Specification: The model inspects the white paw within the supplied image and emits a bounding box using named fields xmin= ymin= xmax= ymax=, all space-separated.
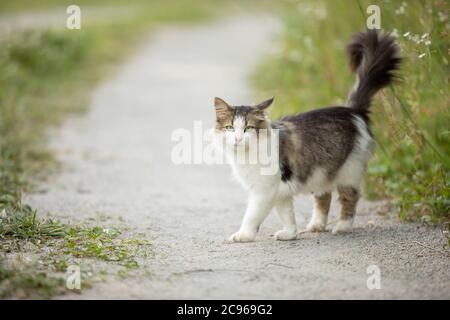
xmin=305 ymin=221 xmax=327 ymax=232
xmin=332 ymin=220 xmax=354 ymax=234
xmin=274 ymin=229 xmax=297 ymax=241
xmin=227 ymin=230 xmax=256 ymax=243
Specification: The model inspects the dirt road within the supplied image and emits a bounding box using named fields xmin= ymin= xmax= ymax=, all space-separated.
xmin=27 ymin=15 xmax=449 ymax=299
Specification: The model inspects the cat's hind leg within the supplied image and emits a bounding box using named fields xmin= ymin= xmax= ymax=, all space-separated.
xmin=274 ymin=196 xmax=297 ymax=241
xmin=332 ymin=186 xmax=359 ymax=234
xmin=306 ymin=192 xmax=331 ymax=232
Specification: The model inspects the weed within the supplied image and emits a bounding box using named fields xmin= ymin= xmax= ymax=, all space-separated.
xmin=0 ymin=261 xmax=65 ymax=299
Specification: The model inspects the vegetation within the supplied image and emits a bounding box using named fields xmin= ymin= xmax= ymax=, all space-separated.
xmin=0 ymin=210 xmax=151 ymax=298
xmin=0 ymin=264 xmax=64 ymax=299
xmin=253 ymin=0 xmax=449 ymax=223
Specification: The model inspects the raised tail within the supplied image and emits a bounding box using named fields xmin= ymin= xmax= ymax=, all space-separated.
xmin=346 ymin=30 xmax=401 ymax=113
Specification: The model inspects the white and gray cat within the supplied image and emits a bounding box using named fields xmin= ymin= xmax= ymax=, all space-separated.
xmin=213 ymin=30 xmax=401 ymax=242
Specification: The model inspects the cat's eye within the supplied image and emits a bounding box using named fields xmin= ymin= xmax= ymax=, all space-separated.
xmin=225 ymin=125 xmax=234 ymax=130
xmin=245 ymin=126 xmax=256 ymax=132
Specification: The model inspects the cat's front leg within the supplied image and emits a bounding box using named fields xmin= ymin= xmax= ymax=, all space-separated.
xmin=228 ymin=190 xmax=277 ymax=243
xmin=274 ymin=196 xmax=297 ymax=240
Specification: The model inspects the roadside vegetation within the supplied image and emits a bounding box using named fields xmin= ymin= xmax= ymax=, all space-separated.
xmin=0 ymin=0 xmax=269 ymax=298
xmin=253 ymin=0 xmax=449 ymax=224
xmin=0 ymin=209 xmax=151 ymax=298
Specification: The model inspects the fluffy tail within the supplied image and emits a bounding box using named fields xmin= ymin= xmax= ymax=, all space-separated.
xmin=346 ymin=30 xmax=401 ymax=113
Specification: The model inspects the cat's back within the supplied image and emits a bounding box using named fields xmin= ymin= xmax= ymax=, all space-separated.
xmin=273 ymin=106 xmax=373 ymax=187
xmin=273 ymin=106 xmax=367 ymax=147
xmin=276 ymin=106 xmax=367 ymax=128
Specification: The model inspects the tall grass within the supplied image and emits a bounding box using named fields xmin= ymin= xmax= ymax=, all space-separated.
xmin=253 ymin=0 xmax=449 ymax=222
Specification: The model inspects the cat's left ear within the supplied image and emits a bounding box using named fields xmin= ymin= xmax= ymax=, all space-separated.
xmin=255 ymin=98 xmax=274 ymax=111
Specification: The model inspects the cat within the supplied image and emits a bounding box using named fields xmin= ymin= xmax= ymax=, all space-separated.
xmin=212 ymin=30 xmax=401 ymax=242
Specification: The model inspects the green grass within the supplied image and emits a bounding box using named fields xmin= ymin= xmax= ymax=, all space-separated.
xmin=253 ymin=0 xmax=449 ymax=223
xmin=0 ymin=263 xmax=65 ymax=299
xmin=0 ymin=195 xmax=151 ymax=298
xmin=0 ymin=218 xmax=151 ymax=298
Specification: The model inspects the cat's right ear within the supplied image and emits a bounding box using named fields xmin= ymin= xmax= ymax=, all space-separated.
xmin=214 ymin=97 xmax=232 ymax=115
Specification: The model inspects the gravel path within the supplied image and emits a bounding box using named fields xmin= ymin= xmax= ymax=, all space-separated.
xmin=27 ymin=15 xmax=449 ymax=299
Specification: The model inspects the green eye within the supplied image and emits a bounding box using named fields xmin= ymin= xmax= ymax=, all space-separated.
xmin=245 ymin=126 xmax=256 ymax=132
xmin=225 ymin=125 xmax=234 ymax=130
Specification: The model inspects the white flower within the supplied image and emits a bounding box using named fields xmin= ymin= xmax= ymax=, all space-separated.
xmin=391 ymin=28 xmax=399 ymax=38
xmin=403 ymin=31 xmax=410 ymax=37
xmin=418 ymin=53 xmax=426 ymax=59
xmin=396 ymin=2 xmax=407 ymax=15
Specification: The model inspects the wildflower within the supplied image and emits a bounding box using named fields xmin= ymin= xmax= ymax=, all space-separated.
xmin=395 ymin=2 xmax=407 ymax=15
xmin=391 ymin=28 xmax=399 ymax=38
xmin=418 ymin=53 xmax=426 ymax=59
xmin=403 ymin=31 xmax=410 ymax=37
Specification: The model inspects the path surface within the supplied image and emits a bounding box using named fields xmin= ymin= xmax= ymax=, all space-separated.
xmin=27 ymin=15 xmax=449 ymax=299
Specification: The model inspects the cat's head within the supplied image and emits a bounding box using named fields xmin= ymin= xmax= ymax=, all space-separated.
xmin=213 ymin=97 xmax=273 ymax=148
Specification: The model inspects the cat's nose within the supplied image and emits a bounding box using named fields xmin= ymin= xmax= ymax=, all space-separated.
xmin=234 ymin=136 xmax=243 ymax=144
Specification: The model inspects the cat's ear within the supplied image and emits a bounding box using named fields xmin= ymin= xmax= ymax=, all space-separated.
xmin=214 ymin=97 xmax=232 ymax=115
xmin=255 ymin=98 xmax=274 ymax=111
